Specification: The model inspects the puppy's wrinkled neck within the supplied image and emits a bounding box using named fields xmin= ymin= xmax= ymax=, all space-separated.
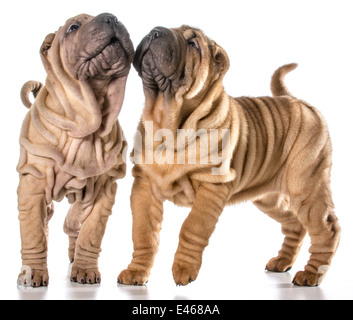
xmin=41 ymin=75 xmax=102 ymax=138
xmin=142 ymin=77 xmax=229 ymax=134
xmin=88 ymin=78 xmax=110 ymax=101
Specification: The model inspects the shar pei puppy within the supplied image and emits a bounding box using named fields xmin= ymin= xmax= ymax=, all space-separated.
xmin=118 ymin=25 xmax=340 ymax=287
xmin=17 ymin=13 xmax=134 ymax=287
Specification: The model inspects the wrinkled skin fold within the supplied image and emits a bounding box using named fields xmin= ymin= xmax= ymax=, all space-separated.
xmin=17 ymin=13 xmax=134 ymax=287
xmin=118 ymin=25 xmax=340 ymax=287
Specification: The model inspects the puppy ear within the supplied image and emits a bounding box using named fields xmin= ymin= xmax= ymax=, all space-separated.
xmin=213 ymin=43 xmax=230 ymax=78
xmin=40 ymin=33 xmax=55 ymax=56
xmin=40 ymin=33 xmax=56 ymax=69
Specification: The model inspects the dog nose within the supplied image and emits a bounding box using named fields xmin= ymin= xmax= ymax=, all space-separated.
xmin=105 ymin=14 xmax=118 ymax=25
xmin=97 ymin=13 xmax=119 ymax=26
xmin=147 ymin=27 xmax=167 ymax=42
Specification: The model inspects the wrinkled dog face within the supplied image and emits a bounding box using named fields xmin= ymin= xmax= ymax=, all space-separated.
xmin=133 ymin=25 xmax=230 ymax=97
xmin=43 ymin=13 xmax=134 ymax=81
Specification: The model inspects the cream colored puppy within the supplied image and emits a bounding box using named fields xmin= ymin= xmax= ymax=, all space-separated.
xmin=17 ymin=13 xmax=134 ymax=287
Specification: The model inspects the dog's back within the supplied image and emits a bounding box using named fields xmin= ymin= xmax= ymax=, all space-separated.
xmin=229 ymin=64 xmax=332 ymax=202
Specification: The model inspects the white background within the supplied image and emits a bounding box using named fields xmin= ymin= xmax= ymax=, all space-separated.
xmin=0 ymin=0 xmax=352 ymax=300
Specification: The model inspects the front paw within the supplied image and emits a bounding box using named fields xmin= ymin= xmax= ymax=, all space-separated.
xmin=17 ymin=267 xmax=49 ymax=287
xmin=172 ymin=261 xmax=200 ymax=286
xmin=266 ymin=256 xmax=293 ymax=272
xmin=70 ymin=266 xmax=101 ymax=284
xmin=292 ymin=270 xmax=320 ymax=287
xmin=117 ymin=269 xmax=149 ymax=286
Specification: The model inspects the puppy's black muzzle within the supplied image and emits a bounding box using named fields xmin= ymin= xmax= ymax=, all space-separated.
xmin=133 ymin=26 xmax=174 ymax=76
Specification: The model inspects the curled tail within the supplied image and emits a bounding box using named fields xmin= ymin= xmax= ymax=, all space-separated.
xmin=20 ymin=81 xmax=43 ymax=108
xmin=271 ymin=63 xmax=298 ymax=97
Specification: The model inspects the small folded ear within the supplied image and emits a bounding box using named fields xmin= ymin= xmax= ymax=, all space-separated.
xmin=40 ymin=33 xmax=56 ymax=70
xmin=213 ymin=43 xmax=230 ymax=78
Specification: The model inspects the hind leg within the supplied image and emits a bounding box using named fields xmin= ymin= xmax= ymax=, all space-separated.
xmin=291 ymin=188 xmax=340 ymax=286
xmin=254 ymin=193 xmax=306 ymax=272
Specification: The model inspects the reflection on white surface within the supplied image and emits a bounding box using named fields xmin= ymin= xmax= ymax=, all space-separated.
xmin=11 ymin=274 xmax=340 ymax=300
xmin=12 ymin=258 xmax=353 ymax=300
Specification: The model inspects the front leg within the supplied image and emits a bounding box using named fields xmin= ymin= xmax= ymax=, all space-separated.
xmin=173 ymin=183 xmax=229 ymax=285
xmin=70 ymin=177 xmax=117 ymax=284
xmin=118 ymin=172 xmax=164 ymax=285
xmin=17 ymin=174 xmax=52 ymax=287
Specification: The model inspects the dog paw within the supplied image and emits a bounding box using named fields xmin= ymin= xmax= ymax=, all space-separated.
xmin=70 ymin=266 xmax=101 ymax=284
xmin=292 ymin=270 xmax=320 ymax=287
xmin=18 ymin=268 xmax=49 ymax=287
xmin=117 ymin=269 xmax=148 ymax=286
xmin=172 ymin=261 xmax=200 ymax=286
xmin=266 ymin=256 xmax=292 ymax=272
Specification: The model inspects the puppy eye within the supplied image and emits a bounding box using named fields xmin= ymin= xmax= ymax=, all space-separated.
xmin=188 ymin=39 xmax=199 ymax=50
xmin=67 ymin=24 xmax=80 ymax=34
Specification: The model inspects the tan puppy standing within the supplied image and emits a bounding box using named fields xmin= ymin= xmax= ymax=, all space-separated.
xmin=17 ymin=13 xmax=134 ymax=286
xmin=118 ymin=25 xmax=340 ymax=287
